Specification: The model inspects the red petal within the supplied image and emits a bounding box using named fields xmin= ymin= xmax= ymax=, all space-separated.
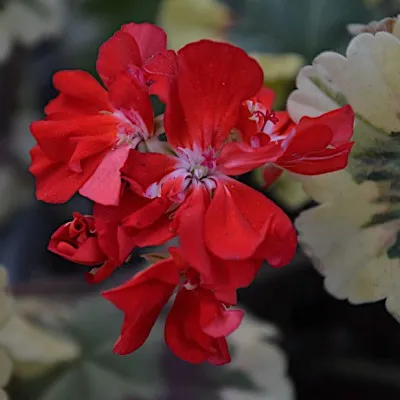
xmin=281 ymin=142 xmax=354 ymax=175
xmin=30 ymin=115 xmax=117 ymax=162
xmin=144 ymin=50 xmax=178 ymax=103
xmin=205 ymin=178 xmax=278 ymax=259
xmin=212 ymin=257 xmax=262 ymax=289
xmin=45 ymin=70 xmax=111 ymax=119
xmin=121 ymin=23 xmax=167 ymax=62
xmin=103 ymin=259 xmax=179 ymax=354
xmin=103 ymin=259 xmax=180 ymax=309
xmin=284 ymin=125 xmax=333 ymax=155
xmin=49 ymin=237 xmax=105 ymax=265
xmin=79 ymin=145 xmax=130 ymax=205
xmin=298 ymin=105 xmax=355 ymax=147
xmin=256 ymin=87 xmax=275 ymax=107
xmin=165 ymin=40 xmax=263 ymax=150
xmin=253 ymin=211 xmax=297 ymax=268
xmin=97 ymin=31 xmax=142 ymax=87
xmin=85 ymin=260 xmax=119 ymax=284
xmin=213 ymin=289 xmax=238 ymax=305
xmin=122 ymin=150 xmax=177 ymax=194
xmin=130 ymin=214 xmax=175 ymax=248
xmin=205 ymin=179 xmax=293 ymax=260
xmin=208 ymin=339 xmax=231 ymax=365
xmin=48 ymin=216 xmax=107 ymax=265
xmin=262 ymin=166 xmax=283 ymax=187
xmin=202 ymin=308 xmax=244 ymax=338
xmin=165 ymin=290 xmax=210 ymax=364
xmin=123 ymin=197 xmax=171 ymax=229
xmin=30 ymin=145 xmax=104 ymax=203
xmin=112 ymin=306 xmax=162 ymax=355
xmin=218 ymin=141 xmax=282 ymax=176
xmin=108 ymin=72 xmax=154 ymax=134
xmin=93 ymin=188 xmax=138 ymax=263
xmin=174 ymin=186 xmax=213 ymax=280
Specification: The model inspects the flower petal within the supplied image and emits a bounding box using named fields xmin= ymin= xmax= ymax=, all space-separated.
xmin=108 ymin=72 xmax=154 ymax=134
xmin=253 ymin=216 xmax=297 ymax=268
xmin=30 ymin=115 xmax=117 ymax=162
xmin=79 ymin=145 xmax=130 ymax=205
xmin=217 ymin=141 xmax=282 ymax=176
xmin=263 ymin=166 xmax=284 ymax=187
xmin=93 ymin=187 xmax=138 ymax=263
xmin=165 ymin=290 xmax=211 ymax=364
xmin=130 ymin=215 xmax=175 ymax=248
xmin=122 ymin=150 xmax=177 ymax=195
xmin=212 ymin=257 xmax=262 ymax=289
xmin=165 ymin=40 xmax=263 ymax=150
xmin=103 ymin=259 xmax=179 ymax=354
xmin=296 ymin=105 xmax=354 ymax=147
xmin=45 ymin=70 xmax=111 ymax=118
xmin=282 ymin=143 xmax=353 ymax=175
xmin=175 ymin=186 xmax=213 ymax=280
xmin=205 ymin=178 xmax=292 ymax=260
xmin=85 ymin=260 xmax=119 ymax=284
xmin=202 ymin=308 xmax=244 ymax=338
xmin=144 ymin=50 xmax=178 ymax=103
xmin=97 ymin=30 xmax=142 ymax=87
xmin=29 ymin=145 xmax=103 ymax=203
xmin=121 ymin=22 xmax=167 ymax=62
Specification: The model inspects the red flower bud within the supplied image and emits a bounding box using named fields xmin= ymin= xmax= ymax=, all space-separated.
xmin=48 ymin=212 xmax=107 ymax=266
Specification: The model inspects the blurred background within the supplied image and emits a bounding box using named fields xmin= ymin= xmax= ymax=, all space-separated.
xmin=1 ymin=0 xmax=400 ymax=399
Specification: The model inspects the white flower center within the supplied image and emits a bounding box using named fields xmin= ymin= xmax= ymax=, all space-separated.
xmin=112 ymin=110 xmax=149 ymax=149
xmin=145 ymin=146 xmax=219 ymax=203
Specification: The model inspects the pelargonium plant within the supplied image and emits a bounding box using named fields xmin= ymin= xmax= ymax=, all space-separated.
xmin=29 ymin=22 xmax=354 ymax=365
xmin=288 ymin=14 xmax=400 ymax=321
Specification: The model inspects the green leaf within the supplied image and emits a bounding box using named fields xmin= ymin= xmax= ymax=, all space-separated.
xmin=388 ymin=231 xmax=400 ymax=259
xmin=16 ymin=296 xmax=166 ymax=400
xmin=207 ymin=366 xmax=258 ymax=392
xmin=365 ymin=209 xmax=400 ymax=227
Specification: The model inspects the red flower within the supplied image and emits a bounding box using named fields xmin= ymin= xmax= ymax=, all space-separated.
xmin=230 ymin=88 xmax=355 ymax=185
xmin=93 ymin=182 xmax=174 ymax=270
xmin=118 ymin=40 xmax=297 ymax=282
xmin=48 ymin=212 xmax=119 ymax=283
xmin=103 ymin=248 xmax=244 ymax=365
xmin=97 ymin=22 xmax=176 ymax=101
xmin=29 ymin=23 xmax=173 ymax=206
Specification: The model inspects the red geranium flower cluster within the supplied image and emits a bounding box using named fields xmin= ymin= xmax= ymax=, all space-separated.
xmin=30 ymin=23 xmax=355 ymax=365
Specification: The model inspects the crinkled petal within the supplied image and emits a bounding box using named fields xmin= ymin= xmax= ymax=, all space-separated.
xmin=49 ymin=236 xmax=105 ymax=265
xmin=45 ymin=70 xmax=111 ymax=118
xmin=29 ymin=145 xmax=104 ymax=203
xmin=30 ymin=115 xmax=117 ymax=162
